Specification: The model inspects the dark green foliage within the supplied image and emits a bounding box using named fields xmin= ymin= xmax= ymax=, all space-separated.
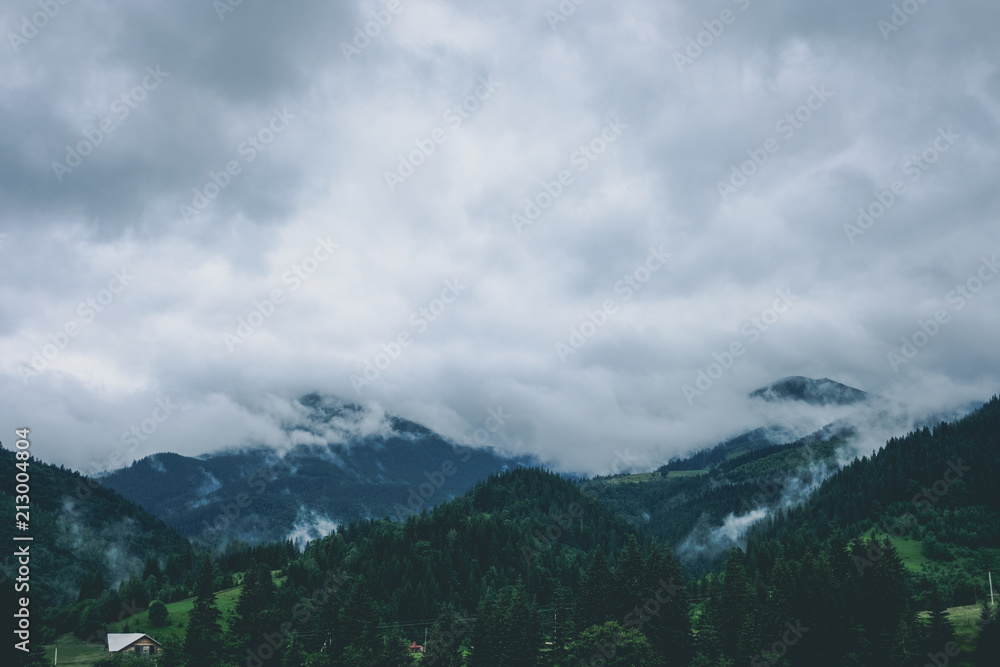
xmin=469 ymin=582 xmax=540 ymax=667
xmin=577 ymin=549 xmax=615 ymax=629
xmin=924 ymin=587 xmax=956 ymax=653
xmin=30 ymin=395 xmax=1000 ymax=666
xmin=0 ymin=443 xmax=193 ymax=609
xmin=148 ymin=599 xmax=169 ymax=626
xmin=182 ymin=556 xmax=223 ymax=667
xmin=564 ymin=621 xmax=662 ymax=666
xmin=974 ymin=602 xmax=1000 ymax=666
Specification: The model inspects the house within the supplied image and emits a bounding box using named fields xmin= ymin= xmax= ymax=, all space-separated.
xmin=410 ymin=641 xmax=425 ymax=653
xmin=106 ymin=633 xmax=162 ymax=657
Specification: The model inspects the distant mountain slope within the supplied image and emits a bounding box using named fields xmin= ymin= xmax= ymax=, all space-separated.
xmin=751 ymin=394 xmax=1000 ymax=605
xmin=587 ymin=426 xmax=847 ymax=573
xmin=660 ymin=377 xmax=870 ymax=474
xmin=0 ymin=443 xmax=193 ymax=607
xmin=657 ymin=425 xmax=798 ymax=472
xmin=749 ymin=375 xmax=871 ymax=405
xmin=101 ymin=394 xmax=530 ymax=547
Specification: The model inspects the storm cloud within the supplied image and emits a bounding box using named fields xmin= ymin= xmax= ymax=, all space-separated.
xmin=1 ymin=0 xmax=998 ymax=474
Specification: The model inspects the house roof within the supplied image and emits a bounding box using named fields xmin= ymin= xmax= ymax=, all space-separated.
xmin=107 ymin=633 xmax=161 ymax=652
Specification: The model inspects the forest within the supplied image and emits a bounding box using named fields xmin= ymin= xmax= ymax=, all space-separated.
xmin=8 ymin=396 xmax=1000 ymax=666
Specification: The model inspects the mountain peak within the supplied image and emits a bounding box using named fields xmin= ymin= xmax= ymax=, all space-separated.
xmin=749 ymin=376 xmax=870 ymax=406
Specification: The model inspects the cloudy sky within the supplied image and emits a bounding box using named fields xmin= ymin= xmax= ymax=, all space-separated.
xmin=1 ymin=0 xmax=998 ymax=475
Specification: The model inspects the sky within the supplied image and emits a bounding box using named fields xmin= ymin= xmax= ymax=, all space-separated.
xmin=1 ymin=0 xmax=998 ymax=476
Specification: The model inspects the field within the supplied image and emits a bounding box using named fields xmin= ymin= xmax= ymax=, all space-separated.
xmin=44 ymin=583 xmax=246 ymax=666
xmin=588 ymin=469 xmax=708 ymax=486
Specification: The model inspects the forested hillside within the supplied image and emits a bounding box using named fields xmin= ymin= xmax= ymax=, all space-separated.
xmin=0 ymin=443 xmax=194 ymax=609
xmin=16 ymin=396 xmax=1000 ymax=667
xmin=100 ymin=394 xmax=529 ymax=546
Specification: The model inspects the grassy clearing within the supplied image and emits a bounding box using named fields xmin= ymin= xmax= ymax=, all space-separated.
xmin=915 ymin=604 xmax=984 ymax=655
xmin=44 ymin=634 xmax=107 ymax=666
xmin=44 ymin=581 xmax=252 ymax=667
xmin=106 ymin=584 xmax=245 ymax=642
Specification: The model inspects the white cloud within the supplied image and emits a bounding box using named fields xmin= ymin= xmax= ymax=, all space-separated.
xmin=1 ymin=0 xmax=998 ymax=475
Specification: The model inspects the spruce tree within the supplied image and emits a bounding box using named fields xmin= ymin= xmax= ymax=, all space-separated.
xmin=229 ymin=562 xmax=279 ymax=665
xmin=719 ymin=549 xmax=750 ymax=660
xmin=183 ymin=555 xmax=224 ymax=667
xmin=577 ymin=550 xmax=615 ymax=630
xmin=924 ymin=587 xmax=956 ymax=654
xmin=613 ymin=534 xmax=645 ymax=617
xmin=974 ymin=601 xmax=1000 ymax=666
xmin=643 ymin=542 xmax=691 ymax=662
xmin=340 ymin=579 xmax=380 ymax=663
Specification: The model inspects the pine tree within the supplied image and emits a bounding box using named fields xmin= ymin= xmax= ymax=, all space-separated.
xmin=469 ymin=583 xmax=541 ymax=667
xmin=613 ymin=534 xmax=645 ymax=617
xmin=577 ymin=550 xmax=615 ymax=630
xmin=339 ymin=579 xmax=380 ymax=663
xmin=974 ymin=601 xmax=1000 ymax=666
xmin=183 ymin=555 xmax=224 ymax=667
xmin=924 ymin=587 xmax=956 ymax=654
xmin=643 ymin=542 xmax=691 ymax=663
xmin=373 ymin=628 xmax=416 ymax=667
xmin=425 ymin=606 xmax=469 ymax=667
xmin=719 ymin=548 xmax=750 ymax=660
xmin=564 ymin=621 xmax=663 ymax=666
xmin=229 ymin=562 xmax=279 ymax=665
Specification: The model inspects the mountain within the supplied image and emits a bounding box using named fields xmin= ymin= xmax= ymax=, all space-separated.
xmin=100 ymin=394 xmax=531 ymax=547
xmin=0 ymin=442 xmax=194 ymax=609
xmin=748 ymin=375 xmax=872 ymax=405
xmin=32 ymin=391 xmax=1000 ymax=666
xmin=752 ymin=394 xmax=1000 ymax=603
xmin=96 ymin=399 xmax=1000 ymax=666
xmin=598 ymin=377 xmax=901 ymax=571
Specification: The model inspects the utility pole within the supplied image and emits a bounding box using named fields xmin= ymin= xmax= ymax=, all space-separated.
xmin=990 ymin=571 xmax=995 ymax=606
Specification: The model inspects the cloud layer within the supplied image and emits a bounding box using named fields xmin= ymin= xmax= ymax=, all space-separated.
xmin=1 ymin=0 xmax=998 ymax=474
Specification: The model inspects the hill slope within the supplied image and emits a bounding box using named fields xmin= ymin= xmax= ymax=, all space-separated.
xmin=0 ymin=442 xmax=194 ymax=608
xmin=100 ymin=394 xmax=530 ymax=547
